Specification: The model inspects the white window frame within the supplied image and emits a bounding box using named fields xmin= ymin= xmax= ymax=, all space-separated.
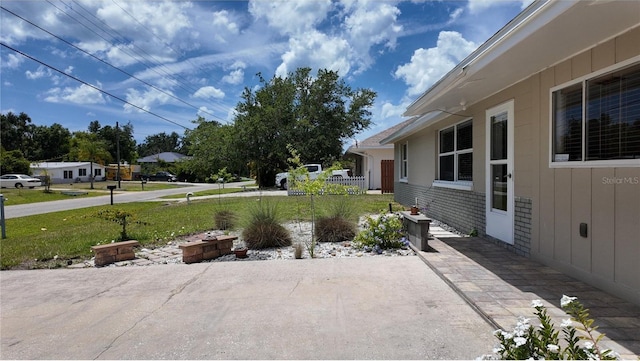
xmin=549 ymin=56 xmax=640 ymax=168
xmin=94 ymin=169 xmax=102 ymax=176
xmin=433 ymin=119 xmax=473 ymax=191
xmin=63 ymin=170 xmax=73 ymax=179
xmin=399 ymin=142 xmax=408 ymax=182
xmin=78 ymin=168 xmax=87 ymax=177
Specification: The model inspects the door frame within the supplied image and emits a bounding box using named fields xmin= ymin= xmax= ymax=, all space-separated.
xmin=485 ymin=100 xmax=515 ymax=244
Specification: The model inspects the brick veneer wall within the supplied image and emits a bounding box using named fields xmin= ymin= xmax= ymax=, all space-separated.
xmin=394 ymin=181 xmax=532 ymax=257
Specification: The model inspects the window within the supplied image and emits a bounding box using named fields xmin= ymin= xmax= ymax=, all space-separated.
xmin=94 ymin=169 xmax=102 ymax=176
xmin=78 ymin=169 xmax=87 ymax=177
xmin=552 ymin=61 xmax=640 ymax=164
xmin=63 ymin=170 xmax=73 ymax=179
xmin=400 ymin=142 xmax=408 ymax=180
xmin=438 ymin=120 xmax=473 ymax=182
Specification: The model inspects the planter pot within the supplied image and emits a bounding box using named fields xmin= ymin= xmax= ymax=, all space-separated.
xmin=410 ymin=206 xmax=419 ymax=215
xmin=234 ymin=248 xmax=248 ymax=259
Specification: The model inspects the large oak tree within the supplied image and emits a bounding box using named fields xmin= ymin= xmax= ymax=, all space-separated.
xmin=233 ymin=67 xmax=376 ymax=187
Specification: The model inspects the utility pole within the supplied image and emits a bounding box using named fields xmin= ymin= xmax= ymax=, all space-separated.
xmin=116 ymin=121 xmax=121 ymax=189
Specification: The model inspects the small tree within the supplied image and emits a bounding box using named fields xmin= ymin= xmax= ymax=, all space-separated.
xmin=285 ymin=145 xmax=358 ymax=257
xmin=96 ymin=208 xmax=145 ymax=241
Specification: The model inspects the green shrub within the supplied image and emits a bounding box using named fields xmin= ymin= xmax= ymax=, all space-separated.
xmin=353 ymin=213 xmax=408 ymax=252
xmin=481 ymin=295 xmax=619 ymax=360
xmin=214 ymin=209 xmax=236 ymax=230
xmin=242 ymin=201 xmax=292 ymax=249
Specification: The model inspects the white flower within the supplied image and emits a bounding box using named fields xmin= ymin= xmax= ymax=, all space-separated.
xmin=501 ymin=331 xmax=514 ymax=340
xmin=561 ymin=318 xmax=573 ymax=327
xmin=583 ymin=341 xmax=594 ymax=350
xmin=514 ymin=336 xmax=527 ymax=347
xmin=561 ymin=294 xmax=577 ymax=307
xmin=531 ymin=299 xmax=543 ymax=308
xmin=547 ymin=344 xmax=560 ymax=352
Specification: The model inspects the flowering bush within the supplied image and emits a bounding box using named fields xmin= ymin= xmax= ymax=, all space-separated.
xmin=481 ymin=295 xmax=619 ymax=360
xmin=354 ymin=213 xmax=408 ymax=250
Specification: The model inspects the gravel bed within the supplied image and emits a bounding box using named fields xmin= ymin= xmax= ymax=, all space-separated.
xmin=75 ymin=218 xmax=417 ymax=268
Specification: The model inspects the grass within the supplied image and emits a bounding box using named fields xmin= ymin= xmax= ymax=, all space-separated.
xmin=0 ymin=181 xmax=187 ymax=206
xmin=161 ymin=186 xmax=253 ymax=199
xmin=0 ymin=194 xmax=401 ymax=270
xmin=51 ymin=181 xmax=184 ymax=192
xmin=0 ymin=188 xmax=106 ymax=206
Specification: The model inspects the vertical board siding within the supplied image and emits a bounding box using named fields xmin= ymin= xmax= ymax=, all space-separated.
xmin=570 ymin=168 xmax=592 ymax=273
xmin=554 ymin=169 xmax=572 ymax=262
xmin=591 ymin=168 xmax=616 ymax=280
xmin=613 ymin=168 xmax=640 ymax=291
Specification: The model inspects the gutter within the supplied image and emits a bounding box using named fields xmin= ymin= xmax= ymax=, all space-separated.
xmin=403 ymin=0 xmax=574 ymax=117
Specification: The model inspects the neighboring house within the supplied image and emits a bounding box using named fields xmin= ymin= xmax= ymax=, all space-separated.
xmin=137 ymin=152 xmax=190 ymax=163
xmin=346 ymin=118 xmax=416 ymax=191
xmin=31 ymin=162 xmax=106 ymax=184
xmin=383 ymin=0 xmax=640 ymax=306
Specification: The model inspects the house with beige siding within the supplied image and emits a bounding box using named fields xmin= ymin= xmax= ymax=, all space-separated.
xmin=346 ymin=118 xmax=416 ymax=191
xmin=383 ymin=0 xmax=640 ymax=306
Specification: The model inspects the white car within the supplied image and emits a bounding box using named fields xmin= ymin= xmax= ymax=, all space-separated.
xmin=0 ymin=174 xmax=42 ymax=189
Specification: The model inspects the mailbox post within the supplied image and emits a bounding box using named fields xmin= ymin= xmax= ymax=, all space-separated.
xmin=107 ymin=185 xmax=117 ymax=205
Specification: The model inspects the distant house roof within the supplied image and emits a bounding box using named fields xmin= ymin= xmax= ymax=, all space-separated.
xmin=30 ymin=162 xmax=105 ymax=169
xmin=137 ymin=152 xmax=190 ymax=163
xmin=347 ymin=117 xmax=418 ymax=152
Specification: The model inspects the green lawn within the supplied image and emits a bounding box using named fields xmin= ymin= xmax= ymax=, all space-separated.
xmin=0 ymin=181 xmax=187 ymax=206
xmin=161 ymin=186 xmax=257 ymax=199
xmin=0 ymin=188 xmax=106 ymax=206
xmin=51 ymin=181 xmax=184 ymax=192
xmin=0 ymin=194 xmax=401 ymax=270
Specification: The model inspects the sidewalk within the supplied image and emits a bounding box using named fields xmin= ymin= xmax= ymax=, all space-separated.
xmin=416 ymin=230 xmax=640 ymax=359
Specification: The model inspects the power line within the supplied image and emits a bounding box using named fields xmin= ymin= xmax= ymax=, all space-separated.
xmin=45 ymin=0 xmax=199 ymax=97
xmin=1 ymin=42 xmax=191 ymax=130
xmin=0 ymin=6 xmax=223 ymax=122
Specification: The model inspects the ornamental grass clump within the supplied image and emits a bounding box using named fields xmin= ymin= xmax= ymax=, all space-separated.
xmin=481 ymin=295 xmax=619 ymax=360
xmin=214 ymin=209 xmax=236 ymax=230
xmin=315 ymin=196 xmax=357 ymax=243
xmin=242 ymin=200 xmax=292 ymax=249
xmin=353 ymin=212 xmax=406 ymax=250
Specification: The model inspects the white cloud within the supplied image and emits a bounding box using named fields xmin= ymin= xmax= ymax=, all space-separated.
xmin=222 ymin=61 xmax=246 ymax=85
xmin=467 ymin=0 xmax=533 ymax=14
xmin=124 ymin=87 xmax=172 ymax=113
xmin=25 ymin=66 xmax=51 ymax=80
xmin=276 ymin=30 xmax=351 ymax=77
xmin=222 ymin=68 xmax=244 ymax=85
xmin=197 ymin=106 xmax=214 ymax=118
xmin=249 ymin=0 xmax=332 ymax=35
xmin=2 ymin=54 xmax=24 ymax=69
xmin=212 ymin=10 xmax=239 ymax=36
xmin=96 ymin=1 xmax=192 ymax=41
xmin=193 ymin=86 xmax=225 ymax=99
xmin=394 ymin=31 xmax=477 ymax=97
xmin=342 ymin=1 xmax=403 ymax=73
xmin=65 ymin=66 xmax=74 ymax=74
xmin=44 ymin=84 xmax=106 ymax=104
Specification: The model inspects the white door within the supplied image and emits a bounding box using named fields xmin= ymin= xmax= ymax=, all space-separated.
xmin=485 ymin=101 xmax=514 ymax=244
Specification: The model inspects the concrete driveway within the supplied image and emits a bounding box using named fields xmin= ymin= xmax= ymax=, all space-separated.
xmin=1 ymin=257 xmax=496 ymax=359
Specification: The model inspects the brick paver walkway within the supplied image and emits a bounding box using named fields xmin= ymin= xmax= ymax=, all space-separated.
xmin=418 ymin=228 xmax=640 ymax=359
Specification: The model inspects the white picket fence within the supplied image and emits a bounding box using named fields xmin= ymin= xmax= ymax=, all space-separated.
xmin=287 ymin=176 xmax=367 ymax=196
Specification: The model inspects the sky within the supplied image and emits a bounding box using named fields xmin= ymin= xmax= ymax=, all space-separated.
xmin=0 ymin=0 xmax=532 ymax=148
